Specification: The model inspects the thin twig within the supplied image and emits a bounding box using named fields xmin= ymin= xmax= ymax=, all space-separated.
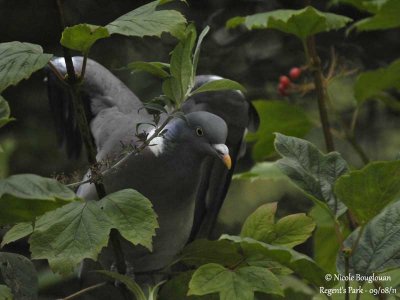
xmin=60 ymin=282 xmax=107 ymax=300
xmin=350 ymin=106 xmax=360 ymax=135
xmin=303 ymin=36 xmax=335 ymax=152
xmin=80 ymin=53 xmax=88 ymax=80
xmin=351 ymin=226 xmax=365 ymax=254
xmin=47 ymin=61 xmax=68 ymax=84
xmin=67 ymin=113 xmax=176 ymax=189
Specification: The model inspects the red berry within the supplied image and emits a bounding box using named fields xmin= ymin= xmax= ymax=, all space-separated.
xmin=278 ymin=83 xmax=287 ymax=96
xmin=279 ymin=75 xmax=290 ymax=88
xmin=289 ymin=67 xmax=302 ymax=80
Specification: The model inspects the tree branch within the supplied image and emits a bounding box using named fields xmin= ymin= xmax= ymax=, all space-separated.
xmin=55 ymin=1 xmax=129 ymax=298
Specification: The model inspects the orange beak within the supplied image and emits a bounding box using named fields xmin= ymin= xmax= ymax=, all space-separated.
xmin=222 ymin=154 xmax=232 ymax=170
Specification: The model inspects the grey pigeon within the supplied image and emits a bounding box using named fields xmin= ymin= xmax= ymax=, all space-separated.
xmin=46 ymin=57 xmax=258 ymax=287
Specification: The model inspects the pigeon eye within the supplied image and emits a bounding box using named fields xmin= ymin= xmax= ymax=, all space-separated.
xmin=196 ymin=127 xmax=204 ymax=136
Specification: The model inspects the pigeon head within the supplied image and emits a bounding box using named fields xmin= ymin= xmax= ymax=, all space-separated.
xmin=162 ymin=111 xmax=231 ymax=169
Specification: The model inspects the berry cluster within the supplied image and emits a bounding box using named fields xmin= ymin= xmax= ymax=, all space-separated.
xmin=278 ymin=67 xmax=302 ymax=96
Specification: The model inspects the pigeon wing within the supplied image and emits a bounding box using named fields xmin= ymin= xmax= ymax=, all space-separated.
xmin=46 ymin=57 xmax=150 ymax=157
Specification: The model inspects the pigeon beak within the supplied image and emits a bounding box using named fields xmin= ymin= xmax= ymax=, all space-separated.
xmin=212 ymin=144 xmax=232 ymax=170
xmin=222 ymin=154 xmax=232 ymax=170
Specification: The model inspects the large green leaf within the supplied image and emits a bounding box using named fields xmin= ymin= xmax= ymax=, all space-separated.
xmin=29 ymin=189 xmax=157 ymax=274
xmin=352 ymin=0 xmax=400 ymax=31
xmin=274 ymin=133 xmax=348 ymax=216
xmin=335 ymin=161 xmax=400 ymax=224
xmin=241 ymin=203 xmax=315 ymax=248
xmin=188 ymin=263 xmax=283 ymax=299
xmin=61 ymin=24 xmax=110 ymax=54
xmin=221 ymin=235 xmax=331 ymax=287
xmin=0 ymin=252 xmax=38 ymax=300
xmin=106 ymin=0 xmax=186 ymax=39
xmin=29 ymin=201 xmax=111 ymax=274
xmin=337 ymin=200 xmax=400 ymax=275
xmin=227 ymin=6 xmax=352 ymax=40
xmin=246 ymin=101 xmax=312 ymax=161
xmin=0 ymin=285 xmax=12 ymax=300
xmin=0 ymin=174 xmax=79 ymax=225
xmin=99 ymin=189 xmax=158 ymax=251
xmin=0 ymin=96 xmax=13 ymax=129
xmin=0 ymin=42 xmax=52 ymax=92
xmin=354 ymin=59 xmax=400 ymax=103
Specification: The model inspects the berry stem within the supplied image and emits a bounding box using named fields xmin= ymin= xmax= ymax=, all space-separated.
xmin=303 ymin=36 xmax=335 ymax=152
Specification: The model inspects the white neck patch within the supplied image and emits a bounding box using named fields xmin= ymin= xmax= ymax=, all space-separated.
xmin=147 ymin=127 xmax=165 ymax=157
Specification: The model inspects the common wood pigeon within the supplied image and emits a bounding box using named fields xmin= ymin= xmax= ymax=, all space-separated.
xmin=46 ymin=57 xmax=258 ymax=284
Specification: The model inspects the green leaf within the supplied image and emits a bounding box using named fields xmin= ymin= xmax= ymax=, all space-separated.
xmin=106 ymin=0 xmax=186 ymax=39
xmin=60 ymin=24 xmax=110 ymax=54
xmin=0 ymin=285 xmax=13 ymax=300
xmin=29 ymin=189 xmax=157 ymax=274
xmin=190 ymin=79 xmax=246 ymax=96
xmin=0 ymin=174 xmax=79 ymax=226
xmin=241 ymin=203 xmax=315 ymax=248
xmin=227 ymin=6 xmax=352 ymax=40
xmin=241 ymin=203 xmax=277 ymax=242
xmin=180 ymin=239 xmax=243 ymax=267
xmin=0 ymin=42 xmax=52 ymax=92
xmin=0 ymin=252 xmax=38 ymax=300
xmin=352 ymin=0 xmax=400 ymax=31
xmin=354 ymin=59 xmax=400 ymax=103
xmin=0 ymin=96 xmax=13 ymax=129
xmin=337 ymin=200 xmax=400 ymax=275
xmin=274 ymin=133 xmax=348 ymax=216
xmin=247 ymin=101 xmax=312 ymax=161
xmin=274 ymin=213 xmax=316 ymax=248
xmin=310 ymin=205 xmax=340 ymax=274
xmin=233 ymin=162 xmax=287 ymax=181
xmin=127 ymin=61 xmax=170 ymax=78
xmin=159 ymin=270 xmax=218 ymax=300
xmin=99 ymin=189 xmax=158 ymax=251
xmin=335 ymin=160 xmax=400 ymax=224
xmin=1 ymin=222 xmax=33 ymax=248
xmin=192 ymin=26 xmax=210 ymax=76
xmin=164 ymin=24 xmax=197 ymax=104
xmin=188 ymin=263 xmax=283 ymax=299
xmin=97 ymin=270 xmax=146 ymax=300
xmin=221 ymin=235 xmax=332 ymax=287
xmin=29 ymin=201 xmax=111 ymax=274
